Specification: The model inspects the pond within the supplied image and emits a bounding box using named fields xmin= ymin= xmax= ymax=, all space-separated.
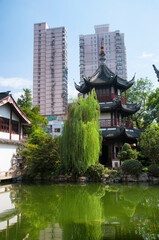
xmin=0 ymin=183 xmax=159 ymax=240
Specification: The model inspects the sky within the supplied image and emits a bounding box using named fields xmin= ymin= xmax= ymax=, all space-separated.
xmin=0 ymin=0 xmax=159 ymax=101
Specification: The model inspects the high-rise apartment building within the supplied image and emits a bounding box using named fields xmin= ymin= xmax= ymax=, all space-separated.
xmin=79 ymin=24 xmax=127 ymax=83
xmin=33 ymin=22 xmax=68 ymax=116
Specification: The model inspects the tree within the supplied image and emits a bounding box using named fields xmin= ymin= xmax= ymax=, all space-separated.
xmin=20 ymin=130 xmax=60 ymax=178
xmin=17 ymin=88 xmax=48 ymax=133
xmin=18 ymin=89 xmax=60 ymax=177
xmin=127 ymin=78 xmax=153 ymax=129
xmin=17 ymin=88 xmax=32 ymax=109
xmin=60 ymin=89 xmax=102 ymax=175
xmin=146 ymin=87 xmax=159 ymax=125
xmin=118 ymin=143 xmax=138 ymax=161
xmin=139 ymin=123 xmax=159 ymax=164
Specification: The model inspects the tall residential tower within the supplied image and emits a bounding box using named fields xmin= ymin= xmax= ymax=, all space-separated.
xmin=79 ymin=24 xmax=127 ymax=83
xmin=33 ymin=22 xmax=68 ymax=116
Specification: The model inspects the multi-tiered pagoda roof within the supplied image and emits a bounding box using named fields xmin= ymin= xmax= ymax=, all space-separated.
xmin=75 ymin=43 xmax=141 ymax=167
xmin=75 ymin=64 xmax=135 ymax=94
xmin=100 ymin=97 xmax=141 ymax=116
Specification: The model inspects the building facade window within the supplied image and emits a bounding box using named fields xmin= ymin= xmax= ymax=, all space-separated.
xmin=0 ymin=117 xmax=9 ymax=132
xmin=54 ymin=128 xmax=60 ymax=133
xmin=12 ymin=120 xmax=19 ymax=134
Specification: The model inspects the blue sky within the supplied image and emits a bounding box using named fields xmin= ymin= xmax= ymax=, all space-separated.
xmin=0 ymin=0 xmax=159 ymax=100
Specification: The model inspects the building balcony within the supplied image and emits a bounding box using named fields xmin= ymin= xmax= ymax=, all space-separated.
xmin=97 ymin=94 xmax=126 ymax=103
xmin=99 ymin=119 xmax=133 ymax=129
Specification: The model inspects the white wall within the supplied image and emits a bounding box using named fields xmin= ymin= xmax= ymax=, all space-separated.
xmin=12 ymin=134 xmax=19 ymax=141
xmin=0 ymin=144 xmax=17 ymax=171
xmin=12 ymin=112 xmax=19 ymax=121
xmin=0 ymin=132 xmax=10 ymax=140
xmin=0 ymin=104 xmax=10 ymax=119
xmin=100 ymin=113 xmax=111 ymax=119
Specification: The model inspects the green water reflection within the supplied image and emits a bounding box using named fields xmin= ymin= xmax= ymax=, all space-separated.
xmin=0 ymin=183 xmax=159 ymax=240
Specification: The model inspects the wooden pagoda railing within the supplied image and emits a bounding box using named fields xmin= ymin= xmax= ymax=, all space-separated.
xmin=99 ymin=119 xmax=133 ymax=129
xmin=97 ymin=94 xmax=126 ymax=104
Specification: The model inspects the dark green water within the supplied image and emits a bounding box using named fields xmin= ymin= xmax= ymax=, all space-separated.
xmin=0 ymin=183 xmax=159 ymax=240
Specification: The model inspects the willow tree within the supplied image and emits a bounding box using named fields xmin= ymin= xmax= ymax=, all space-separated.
xmin=60 ymin=89 xmax=102 ymax=175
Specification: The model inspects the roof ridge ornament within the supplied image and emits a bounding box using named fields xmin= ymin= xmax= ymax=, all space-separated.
xmin=99 ymin=39 xmax=106 ymax=64
xmin=153 ymin=64 xmax=159 ymax=82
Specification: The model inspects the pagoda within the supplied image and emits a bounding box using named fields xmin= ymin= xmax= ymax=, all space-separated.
xmin=153 ymin=64 xmax=159 ymax=81
xmin=75 ymin=43 xmax=141 ymax=168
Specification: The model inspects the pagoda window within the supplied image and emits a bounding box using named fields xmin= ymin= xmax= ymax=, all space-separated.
xmin=96 ymin=88 xmax=110 ymax=95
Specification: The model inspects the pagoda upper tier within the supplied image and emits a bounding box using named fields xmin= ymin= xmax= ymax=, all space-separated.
xmin=100 ymin=97 xmax=141 ymax=116
xmin=75 ymin=63 xmax=135 ymax=94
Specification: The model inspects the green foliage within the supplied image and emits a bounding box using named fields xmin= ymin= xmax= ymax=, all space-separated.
xmin=142 ymin=167 xmax=148 ymax=172
xmin=20 ymin=133 xmax=60 ymax=178
xmin=60 ymin=89 xmax=102 ymax=175
xmin=17 ymin=88 xmax=32 ymax=109
xmin=146 ymin=87 xmax=159 ymax=125
xmin=86 ymin=164 xmax=104 ymax=181
xmin=17 ymin=89 xmax=59 ymax=178
xmin=17 ymin=88 xmax=48 ymax=135
xmin=137 ymin=152 xmax=151 ymax=166
xmin=121 ymin=160 xmax=143 ymax=176
xmin=148 ymin=164 xmax=159 ymax=177
xmin=118 ymin=143 xmax=138 ymax=161
xmin=127 ymin=78 xmax=153 ymax=129
xmin=139 ymin=123 xmax=159 ymax=164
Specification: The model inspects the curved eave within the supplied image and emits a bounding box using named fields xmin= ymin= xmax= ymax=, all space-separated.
xmin=116 ymin=75 xmax=135 ymax=90
xmin=100 ymin=98 xmax=121 ymax=112
xmin=120 ymin=102 xmax=141 ymax=115
xmin=74 ymin=82 xmax=90 ymax=94
xmin=102 ymin=126 xmax=141 ymax=140
xmin=153 ymin=64 xmax=159 ymax=81
xmin=0 ymin=95 xmax=31 ymax=124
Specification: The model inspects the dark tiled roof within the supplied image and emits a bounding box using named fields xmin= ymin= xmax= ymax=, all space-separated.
xmin=0 ymin=91 xmax=31 ymax=124
xmin=102 ymin=126 xmax=141 ymax=140
xmin=0 ymin=91 xmax=11 ymax=100
xmin=75 ymin=63 xmax=135 ymax=94
xmin=153 ymin=64 xmax=159 ymax=81
xmin=100 ymin=97 xmax=141 ymax=115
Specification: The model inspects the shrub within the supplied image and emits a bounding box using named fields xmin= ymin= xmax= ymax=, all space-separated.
xmin=86 ymin=164 xmax=104 ymax=182
xmin=118 ymin=143 xmax=138 ymax=161
xmin=148 ymin=164 xmax=159 ymax=177
xmin=142 ymin=167 xmax=148 ymax=172
xmin=121 ymin=160 xmax=143 ymax=176
xmin=20 ymin=133 xmax=60 ymax=178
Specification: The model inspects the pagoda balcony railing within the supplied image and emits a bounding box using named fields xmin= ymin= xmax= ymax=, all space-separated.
xmin=99 ymin=119 xmax=133 ymax=129
xmin=97 ymin=94 xmax=126 ymax=104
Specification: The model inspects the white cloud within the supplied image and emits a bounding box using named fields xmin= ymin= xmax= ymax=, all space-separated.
xmin=139 ymin=52 xmax=154 ymax=59
xmin=152 ymin=57 xmax=159 ymax=63
xmin=12 ymin=91 xmax=24 ymax=101
xmin=0 ymin=76 xmax=32 ymax=89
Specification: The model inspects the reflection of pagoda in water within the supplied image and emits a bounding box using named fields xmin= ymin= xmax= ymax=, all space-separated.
xmin=75 ymin=43 xmax=141 ymax=167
